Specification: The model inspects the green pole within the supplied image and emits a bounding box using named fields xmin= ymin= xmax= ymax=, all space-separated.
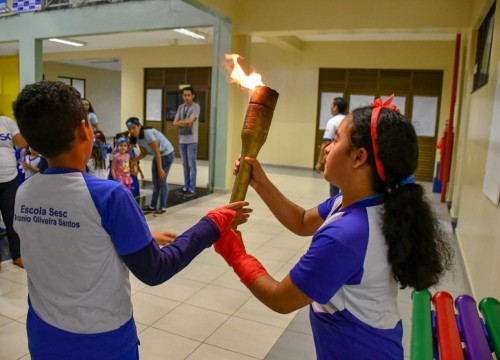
xmin=479 ymin=297 xmax=500 ymax=359
xmin=411 ymin=290 xmax=434 ymax=360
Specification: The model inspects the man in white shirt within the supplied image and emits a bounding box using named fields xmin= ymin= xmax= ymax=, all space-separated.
xmin=315 ymin=97 xmax=347 ymax=197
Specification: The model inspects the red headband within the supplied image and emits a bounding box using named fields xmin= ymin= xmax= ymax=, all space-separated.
xmin=370 ymin=94 xmax=400 ymax=182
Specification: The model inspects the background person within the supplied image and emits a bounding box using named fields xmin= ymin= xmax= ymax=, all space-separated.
xmin=126 ymin=117 xmax=174 ymax=217
xmin=82 ymin=98 xmax=100 ymax=133
xmin=315 ymin=97 xmax=347 ymax=197
xmin=216 ymin=97 xmax=452 ymax=359
xmin=111 ymin=137 xmax=132 ymax=190
xmin=0 ymin=115 xmax=26 ymax=268
xmin=173 ymin=86 xmax=200 ymax=196
xmin=12 ymin=80 xmax=250 ymax=360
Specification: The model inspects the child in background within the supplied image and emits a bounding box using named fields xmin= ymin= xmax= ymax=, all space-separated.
xmin=112 ymin=137 xmax=132 ymax=189
xmin=15 ymin=146 xmax=28 ymax=184
xmin=87 ymin=131 xmax=110 ymax=180
xmin=22 ymin=146 xmax=47 ymax=180
xmin=128 ymin=138 xmax=143 ymax=198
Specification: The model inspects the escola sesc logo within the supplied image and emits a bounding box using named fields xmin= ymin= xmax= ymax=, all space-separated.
xmin=0 ymin=126 xmax=13 ymax=141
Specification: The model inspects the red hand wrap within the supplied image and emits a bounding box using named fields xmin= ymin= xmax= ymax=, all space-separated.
xmin=205 ymin=208 xmax=236 ymax=233
xmin=214 ymin=229 xmax=268 ymax=288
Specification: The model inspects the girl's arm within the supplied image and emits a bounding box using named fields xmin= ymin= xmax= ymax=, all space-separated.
xmin=240 ymin=157 xmax=323 ymax=236
xmin=111 ymin=157 xmax=118 ymax=180
xmin=149 ymin=140 xmax=166 ymax=180
xmin=132 ymin=146 xmax=148 ymax=164
xmin=13 ymin=133 xmax=27 ymax=148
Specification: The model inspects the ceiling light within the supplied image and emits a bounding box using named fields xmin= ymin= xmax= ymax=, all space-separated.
xmin=48 ymin=38 xmax=87 ymax=47
xmin=173 ymin=28 xmax=205 ymax=40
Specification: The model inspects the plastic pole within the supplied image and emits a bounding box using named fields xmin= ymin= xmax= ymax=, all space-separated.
xmin=455 ymin=295 xmax=492 ymax=359
xmin=411 ymin=290 xmax=434 ymax=360
xmin=479 ymin=297 xmax=500 ymax=359
xmin=432 ymin=291 xmax=465 ymax=359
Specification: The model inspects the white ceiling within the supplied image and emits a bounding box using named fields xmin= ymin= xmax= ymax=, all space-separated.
xmin=0 ymin=27 xmax=214 ymax=71
xmin=0 ymin=26 xmax=458 ymax=72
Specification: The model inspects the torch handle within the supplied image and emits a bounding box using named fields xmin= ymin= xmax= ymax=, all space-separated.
xmin=230 ymin=160 xmax=252 ymax=202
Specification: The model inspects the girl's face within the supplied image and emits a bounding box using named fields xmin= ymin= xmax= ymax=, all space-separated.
xmin=324 ymin=116 xmax=354 ymax=188
xmin=82 ymin=100 xmax=90 ymax=112
xmin=118 ymin=142 xmax=128 ymax=154
xmin=128 ymin=124 xmax=140 ymax=137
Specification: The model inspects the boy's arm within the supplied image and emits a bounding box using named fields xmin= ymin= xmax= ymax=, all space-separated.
xmin=121 ymin=204 xmax=246 ymax=286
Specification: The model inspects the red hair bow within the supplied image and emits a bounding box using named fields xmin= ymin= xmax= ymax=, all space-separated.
xmin=370 ymin=94 xmax=400 ymax=182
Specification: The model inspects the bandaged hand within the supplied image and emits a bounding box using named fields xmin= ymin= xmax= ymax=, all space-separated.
xmin=205 ymin=201 xmax=251 ymax=233
xmin=214 ymin=229 xmax=268 ymax=288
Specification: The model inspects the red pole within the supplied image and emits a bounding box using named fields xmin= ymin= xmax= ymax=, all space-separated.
xmin=441 ymin=34 xmax=461 ymax=203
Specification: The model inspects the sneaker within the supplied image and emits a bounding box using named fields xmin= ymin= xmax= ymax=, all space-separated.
xmin=184 ymin=191 xmax=196 ymax=197
xmin=181 ymin=188 xmax=189 ymax=193
xmin=153 ymin=208 xmax=167 ymax=217
xmin=142 ymin=205 xmax=156 ymax=214
xmin=13 ymin=257 xmax=24 ymax=269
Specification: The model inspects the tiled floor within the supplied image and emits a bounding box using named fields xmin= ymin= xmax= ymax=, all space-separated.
xmin=0 ymin=162 xmax=471 ymax=359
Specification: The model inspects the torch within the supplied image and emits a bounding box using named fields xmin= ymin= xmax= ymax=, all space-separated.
xmin=225 ymin=55 xmax=279 ymax=203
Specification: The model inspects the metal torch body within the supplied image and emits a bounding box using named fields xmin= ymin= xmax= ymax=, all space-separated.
xmin=230 ymin=86 xmax=279 ymax=202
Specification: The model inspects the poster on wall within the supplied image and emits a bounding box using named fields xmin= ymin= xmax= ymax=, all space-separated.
xmin=146 ymin=89 xmax=162 ymax=122
xmin=411 ymin=96 xmax=438 ymax=137
xmin=482 ymin=62 xmax=500 ymax=206
xmin=12 ymin=0 xmax=41 ymax=13
xmin=0 ymin=0 xmax=7 ymax=14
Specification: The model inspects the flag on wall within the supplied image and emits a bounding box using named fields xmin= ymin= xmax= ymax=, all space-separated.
xmin=12 ymin=0 xmax=41 ymax=13
xmin=0 ymin=0 xmax=7 ymax=14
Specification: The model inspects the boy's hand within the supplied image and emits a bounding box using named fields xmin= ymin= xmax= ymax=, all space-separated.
xmin=205 ymin=201 xmax=251 ymax=233
xmin=152 ymin=230 xmax=177 ymax=246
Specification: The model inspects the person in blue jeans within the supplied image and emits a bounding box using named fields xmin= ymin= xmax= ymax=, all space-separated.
xmin=173 ymin=86 xmax=200 ymax=196
xmin=126 ymin=117 xmax=174 ymax=217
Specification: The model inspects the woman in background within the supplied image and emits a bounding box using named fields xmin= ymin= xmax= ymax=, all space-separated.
xmin=82 ymin=98 xmax=100 ymax=133
xmin=0 ymin=115 xmax=26 ymax=268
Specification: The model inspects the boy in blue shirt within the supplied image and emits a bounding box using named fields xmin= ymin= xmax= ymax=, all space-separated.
xmin=12 ymin=80 xmax=249 ymax=360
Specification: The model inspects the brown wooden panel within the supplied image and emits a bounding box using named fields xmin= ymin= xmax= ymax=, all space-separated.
xmin=186 ymin=68 xmax=211 ymax=87
xmin=165 ymin=68 xmax=187 ymax=85
xmin=412 ymin=71 xmax=443 ymax=93
xmin=145 ymin=69 xmax=165 ymax=88
xmin=347 ymin=69 xmax=378 ymax=91
xmin=144 ymin=67 xmax=211 ymax=162
xmin=415 ymin=137 xmax=437 ymax=182
xmin=379 ymin=70 xmax=411 ymax=92
xmin=319 ymin=69 xmax=347 ymax=88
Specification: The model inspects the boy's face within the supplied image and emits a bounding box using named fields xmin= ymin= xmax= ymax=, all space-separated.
xmin=183 ymin=90 xmax=194 ymax=105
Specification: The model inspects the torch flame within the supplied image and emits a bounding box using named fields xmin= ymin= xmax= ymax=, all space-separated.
xmin=224 ymin=54 xmax=265 ymax=91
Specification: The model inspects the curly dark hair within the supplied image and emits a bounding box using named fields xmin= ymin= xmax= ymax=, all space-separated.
xmin=350 ymin=106 xmax=453 ymax=290
xmin=13 ymin=81 xmax=86 ymax=158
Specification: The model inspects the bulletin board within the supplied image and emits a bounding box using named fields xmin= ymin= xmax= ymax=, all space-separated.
xmin=146 ymin=89 xmax=162 ymax=122
xmin=319 ymin=92 xmax=343 ymax=129
xmin=482 ymin=62 xmax=500 ymax=206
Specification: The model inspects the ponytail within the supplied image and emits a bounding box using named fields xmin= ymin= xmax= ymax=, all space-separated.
xmin=350 ymin=105 xmax=452 ymax=290
xmin=382 ymin=183 xmax=451 ymax=290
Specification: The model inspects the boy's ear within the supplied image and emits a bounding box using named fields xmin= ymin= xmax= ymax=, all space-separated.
xmin=76 ymin=119 xmax=92 ymax=141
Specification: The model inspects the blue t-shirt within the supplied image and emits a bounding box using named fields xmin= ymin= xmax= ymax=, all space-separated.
xmin=137 ymin=128 xmax=174 ymax=157
xmin=13 ymin=168 xmax=220 ymax=359
xmin=290 ymin=195 xmax=403 ymax=359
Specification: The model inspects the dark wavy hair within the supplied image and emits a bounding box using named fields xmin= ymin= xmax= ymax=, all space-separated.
xmin=350 ymin=106 xmax=453 ymax=290
xmin=13 ymin=81 xmax=86 ymax=158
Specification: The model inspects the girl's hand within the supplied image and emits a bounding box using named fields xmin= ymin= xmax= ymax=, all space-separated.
xmin=233 ymin=156 xmax=266 ymax=189
xmin=158 ymin=168 xmax=166 ymax=180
